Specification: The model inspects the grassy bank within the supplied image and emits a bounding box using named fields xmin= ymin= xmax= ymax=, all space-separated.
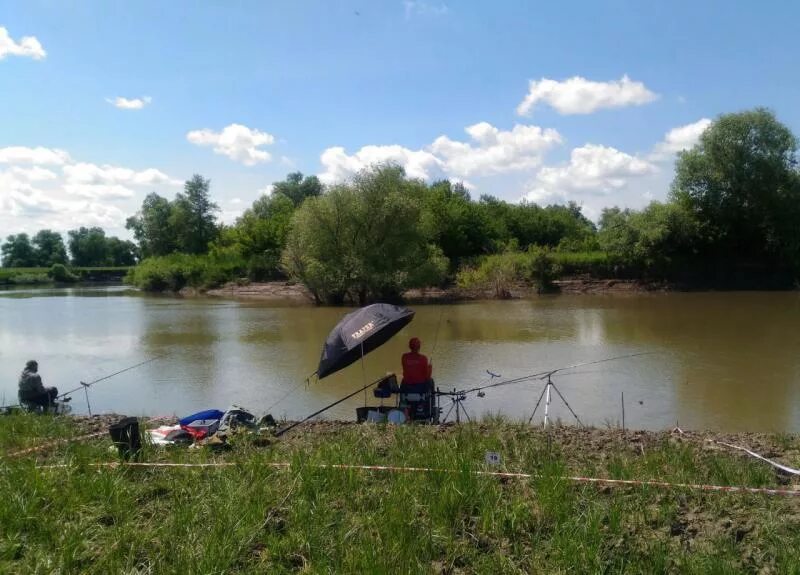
xmin=2 ymin=415 xmax=800 ymax=573
xmin=0 ymin=266 xmax=132 ymax=286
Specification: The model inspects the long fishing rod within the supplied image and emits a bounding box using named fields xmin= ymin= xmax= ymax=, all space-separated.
xmin=275 ymin=374 xmax=384 ymax=437
xmin=58 ymin=355 xmax=167 ymax=399
xmin=457 ymin=351 xmax=656 ymax=396
xmin=428 ymin=307 xmax=446 ymax=364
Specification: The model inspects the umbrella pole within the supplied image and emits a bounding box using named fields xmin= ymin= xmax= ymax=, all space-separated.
xmin=360 ymin=341 xmax=367 ymax=408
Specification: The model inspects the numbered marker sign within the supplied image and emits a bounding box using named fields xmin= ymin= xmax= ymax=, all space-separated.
xmin=485 ymin=451 xmax=501 ymax=466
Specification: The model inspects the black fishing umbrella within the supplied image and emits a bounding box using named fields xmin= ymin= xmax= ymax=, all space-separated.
xmin=317 ymin=303 xmax=415 ymax=379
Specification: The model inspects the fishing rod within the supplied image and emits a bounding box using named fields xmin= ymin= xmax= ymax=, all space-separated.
xmin=275 ymin=374 xmax=384 ymax=437
xmin=263 ymin=371 xmax=319 ymax=414
xmin=58 ymin=355 xmax=167 ymax=399
xmin=457 ymin=351 xmax=656 ymax=396
xmin=428 ymin=307 xmax=446 ymax=364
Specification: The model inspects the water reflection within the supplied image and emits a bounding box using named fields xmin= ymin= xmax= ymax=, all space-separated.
xmin=0 ymin=290 xmax=798 ymax=432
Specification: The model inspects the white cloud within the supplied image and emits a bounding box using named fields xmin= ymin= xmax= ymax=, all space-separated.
xmin=523 ymin=144 xmax=656 ymax=205
xmin=9 ymin=166 xmax=57 ymax=181
xmin=187 ymin=123 xmax=275 ymax=166
xmin=0 ymin=146 xmax=71 ymax=165
xmin=0 ymin=26 xmax=46 ymax=60
xmin=0 ymin=151 xmax=183 ymax=237
xmin=63 ymin=183 xmax=136 ymax=199
xmin=319 ymin=145 xmax=441 ymax=184
xmin=62 ymin=162 xmax=182 ymax=186
xmin=649 ymin=118 xmax=712 ymax=161
xmin=0 ymin=170 xmax=127 ymax=231
xmin=319 ymin=121 xmax=562 ymax=184
xmin=431 ymin=122 xmax=562 ymax=177
xmin=404 ymin=1 xmax=448 ymax=19
xmin=106 ymin=96 xmax=152 ymax=110
xmin=516 ymin=75 xmax=657 ymax=116
xmin=259 ymin=184 xmax=275 ymax=196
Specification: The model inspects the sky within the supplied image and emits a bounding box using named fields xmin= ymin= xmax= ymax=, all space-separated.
xmin=2 ymin=0 xmax=800 ymax=238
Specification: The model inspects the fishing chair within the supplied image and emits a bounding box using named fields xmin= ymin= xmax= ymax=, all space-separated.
xmin=398 ymin=380 xmax=438 ymax=423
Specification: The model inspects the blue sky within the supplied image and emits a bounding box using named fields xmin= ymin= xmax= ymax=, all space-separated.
xmin=2 ymin=0 xmax=799 ymax=237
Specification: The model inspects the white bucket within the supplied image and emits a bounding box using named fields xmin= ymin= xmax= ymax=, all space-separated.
xmin=366 ymin=410 xmax=386 ymax=423
xmin=387 ymin=409 xmax=407 ymax=425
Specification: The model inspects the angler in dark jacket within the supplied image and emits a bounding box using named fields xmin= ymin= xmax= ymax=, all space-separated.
xmin=18 ymin=360 xmax=58 ymax=411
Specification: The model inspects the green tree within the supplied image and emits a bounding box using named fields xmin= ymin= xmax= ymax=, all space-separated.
xmin=126 ymin=193 xmax=179 ymax=257
xmin=211 ymin=192 xmax=296 ymax=279
xmin=508 ymin=201 xmax=596 ymax=249
xmin=599 ymin=202 xmax=700 ymax=277
xmin=106 ymin=237 xmax=139 ymax=266
xmin=419 ymin=180 xmax=494 ymax=268
xmin=671 ymin=108 xmax=800 ymax=277
xmin=32 ymin=230 xmax=68 ymax=266
xmin=271 ymin=172 xmax=323 ymax=207
xmin=68 ymin=227 xmax=109 ymax=267
xmin=1 ymin=234 xmax=37 ymax=267
xmin=173 ymin=175 xmax=219 ymax=254
xmin=282 ymin=165 xmax=448 ymax=304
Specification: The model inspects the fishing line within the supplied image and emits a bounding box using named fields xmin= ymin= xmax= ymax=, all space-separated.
xmin=58 ymin=354 xmax=168 ymax=399
xmin=428 ymin=306 xmax=446 ymax=363
xmin=459 ymin=352 xmax=657 ymax=395
xmin=263 ymin=371 xmax=318 ymax=415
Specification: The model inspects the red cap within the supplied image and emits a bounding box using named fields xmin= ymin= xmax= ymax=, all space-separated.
xmin=409 ymin=337 xmax=421 ymax=351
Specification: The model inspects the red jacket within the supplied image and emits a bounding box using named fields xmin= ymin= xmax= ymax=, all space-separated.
xmin=402 ymin=351 xmax=432 ymax=385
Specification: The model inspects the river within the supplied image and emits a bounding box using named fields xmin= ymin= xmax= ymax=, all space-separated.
xmin=1 ymin=286 xmax=799 ymax=432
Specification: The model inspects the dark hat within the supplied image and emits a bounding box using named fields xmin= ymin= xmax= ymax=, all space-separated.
xmin=25 ymin=360 xmax=38 ymax=370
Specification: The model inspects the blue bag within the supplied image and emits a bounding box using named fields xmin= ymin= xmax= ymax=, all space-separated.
xmin=179 ymin=409 xmax=224 ymax=427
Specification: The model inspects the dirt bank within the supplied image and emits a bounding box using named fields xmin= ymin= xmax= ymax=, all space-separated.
xmin=190 ymin=281 xmax=316 ymax=303
xmin=192 ymin=278 xmax=658 ymax=304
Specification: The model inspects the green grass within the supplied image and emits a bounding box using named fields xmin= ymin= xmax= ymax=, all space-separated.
xmin=1 ymin=267 xmax=132 ymax=273
xmin=0 ymin=267 xmax=132 ymax=286
xmin=2 ymin=415 xmax=799 ymax=573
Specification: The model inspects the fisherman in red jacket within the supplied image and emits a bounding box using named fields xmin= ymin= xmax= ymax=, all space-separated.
xmin=401 ymin=337 xmax=433 ymax=389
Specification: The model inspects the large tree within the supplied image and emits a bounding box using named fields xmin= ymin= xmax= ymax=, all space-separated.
xmin=173 ymin=174 xmax=219 ymax=254
xmin=671 ymin=108 xmax=800 ymax=276
xmin=32 ymin=229 xmax=68 ymax=267
xmin=68 ymin=227 xmax=109 ymax=267
xmin=419 ymin=180 xmax=495 ymax=267
xmin=126 ymin=193 xmax=178 ymax=257
xmin=283 ymin=164 xmax=448 ymax=304
xmin=106 ymin=237 xmax=139 ymax=266
xmin=271 ymin=172 xmax=323 ymax=207
xmin=1 ymin=234 xmax=37 ymax=267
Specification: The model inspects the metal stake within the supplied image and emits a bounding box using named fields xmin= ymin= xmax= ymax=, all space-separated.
xmin=543 ymin=378 xmax=552 ymax=427
xmin=81 ymin=382 xmax=92 ymax=416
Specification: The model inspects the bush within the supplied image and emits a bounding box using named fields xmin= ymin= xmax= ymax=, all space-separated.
xmin=126 ymin=253 xmax=247 ymax=292
xmin=48 ymin=264 xmax=78 ymax=283
xmin=524 ymin=246 xmax=561 ymax=292
xmin=8 ymin=272 xmax=50 ymax=285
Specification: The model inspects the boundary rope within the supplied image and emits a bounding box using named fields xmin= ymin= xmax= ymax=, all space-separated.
xmin=33 ymin=460 xmax=800 ymax=497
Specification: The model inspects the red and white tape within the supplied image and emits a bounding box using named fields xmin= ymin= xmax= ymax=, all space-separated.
xmin=34 ymin=460 xmax=800 ymax=497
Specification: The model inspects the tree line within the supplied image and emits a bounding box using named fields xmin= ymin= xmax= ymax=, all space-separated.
xmin=8 ymin=108 xmax=800 ymax=299
xmin=1 ymin=227 xmax=138 ymax=268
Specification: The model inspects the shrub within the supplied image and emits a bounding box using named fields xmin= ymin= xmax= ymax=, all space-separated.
xmin=48 ymin=264 xmax=78 ymax=283
xmin=127 ymin=253 xmax=247 ymax=292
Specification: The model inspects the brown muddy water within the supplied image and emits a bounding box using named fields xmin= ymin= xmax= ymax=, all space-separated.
xmin=1 ymin=286 xmax=799 ymax=432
